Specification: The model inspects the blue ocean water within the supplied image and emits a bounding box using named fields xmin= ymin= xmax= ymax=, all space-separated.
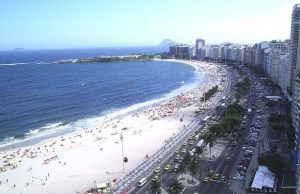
xmin=0 ymin=47 xmax=204 ymax=146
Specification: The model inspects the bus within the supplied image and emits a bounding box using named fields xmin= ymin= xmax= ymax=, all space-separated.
xmin=203 ymin=116 xmax=210 ymax=123
xmin=196 ymin=139 xmax=205 ymax=148
xmin=137 ymin=178 xmax=147 ymax=187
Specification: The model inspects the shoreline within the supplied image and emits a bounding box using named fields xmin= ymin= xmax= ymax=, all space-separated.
xmin=0 ymin=59 xmax=224 ymax=194
xmin=0 ymin=59 xmax=205 ymax=151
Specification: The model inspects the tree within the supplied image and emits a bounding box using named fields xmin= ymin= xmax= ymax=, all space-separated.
xmin=258 ymin=153 xmax=284 ymax=175
xmin=178 ymin=162 xmax=186 ymax=179
xmin=268 ymin=113 xmax=286 ymax=123
xmin=195 ymin=146 xmax=204 ymax=159
xmin=150 ymin=180 xmax=161 ymax=194
xmin=183 ymin=152 xmax=191 ymax=165
xmin=271 ymin=124 xmax=285 ymax=134
xmin=168 ymin=180 xmax=183 ymax=194
xmin=266 ymin=101 xmax=278 ymax=108
xmin=189 ymin=159 xmax=198 ymax=182
xmin=204 ymin=133 xmax=215 ymax=159
xmin=210 ymin=124 xmax=224 ymax=136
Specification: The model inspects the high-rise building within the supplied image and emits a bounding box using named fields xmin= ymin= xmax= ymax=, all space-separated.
xmin=290 ymin=5 xmax=300 ymax=194
xmin=291 ymin=4 xmax=300 ymax=140
xmin=269 ymin=40 xmax=288 ymax=51
xmin=169 ymin=44 xmax=190 ymax=59
xmin=295 ymin=70 xmax=300 ymax=193
xmin=196 ymin=39 xmax=205 ymax=51
xmin=290 ymin=4 xmax=300 ymax=91
xmin=269 ymin=49 xmax=282 ymax=84
xmin=196 ymin=39 xmax=205 ymax=59
xmin=279 ymin=52 xmax=291 ymax=97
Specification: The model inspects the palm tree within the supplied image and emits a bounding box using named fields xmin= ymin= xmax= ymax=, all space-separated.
xmin=150 ymin=180 xmax=161 ymax=194
xmin=204 ymin=133 xmax=215 ymax=159
xmin=168 ymin=180 xmax=183 ymax=194
xmin=183 ymin=152 xmax=191 ymax=165
xmin=178 ymin=162 xmax=186 ymax=179
xmin=189 ymin=158 xmax=198 ymax=183
xmin=195 ymin=146 xmax=204 ymax=159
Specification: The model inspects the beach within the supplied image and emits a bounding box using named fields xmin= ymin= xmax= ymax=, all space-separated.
xmin=0 ymin=60 xmax=226 ymax=194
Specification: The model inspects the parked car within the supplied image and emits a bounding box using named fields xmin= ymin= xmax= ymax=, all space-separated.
xmin=173 ymin=164 xmax=179 ymax=172
xmin=220 ymin=175 xmax=226 ymax=181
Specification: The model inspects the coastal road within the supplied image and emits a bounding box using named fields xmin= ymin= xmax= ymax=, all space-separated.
xmin=185 ymin=67 xmax=261 ymax=194
xmin=129 ymin=65 xmax=233 ymax=194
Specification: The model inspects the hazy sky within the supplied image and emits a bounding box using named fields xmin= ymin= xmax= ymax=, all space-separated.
xmin=0 ymin=0 xmax=299 ymax=50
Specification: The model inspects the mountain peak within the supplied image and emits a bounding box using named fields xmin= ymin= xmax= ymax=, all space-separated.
xmin=159 ymin=39 xmax=178 ymax=47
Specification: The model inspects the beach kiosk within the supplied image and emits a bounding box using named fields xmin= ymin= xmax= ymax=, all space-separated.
xmin=96 ymin=182 xmax=110 ymax=193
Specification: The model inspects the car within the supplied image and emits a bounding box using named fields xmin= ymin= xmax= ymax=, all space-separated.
xmin=247 ymin=146 xmax=255 ymax=150
xmin=203 ymin=177 xmax=209 ymax=182
xmin=189 ymin=141 xmax=194 ymax=145
xmin=225 ymin=156 xmax=231 ymax=162
xmin=188 ymin=136 xmax=193 ymax=140
xmin=213 ymin=174 xmax=220 ymax=180
xmin=178 ymin=158 xmax=183 ymax=164
xmin=174 ymin=148 xmax=180 ymax=153
xmin=220 ymin=175 xmax=226 ymax=181
xmin=152 ymin=176 xmax=159 ymax=182
xmin=233 ymin=174 xmax=244 ymax=181
xmin=242 ymin=156 xmax=251 ymax=161
xmin=182 ymin=141 xmax=187 ymax=146
xmin=242 ymin=146 xmax=246 ymax=151
xmin=153 ymin=167 xmax=160 ymax=173
xmin=173 ymin=164 xmax=179 ymax=172
xmin=208 ymin=170 xmax=214 ymax=175
xmin=164 ymin=164 xmax=172 ymax=171
xmin=250 ymin=137 xmax=258 ymax=141
xmin=174 ymin=154 xmax=180 ymax=162
xmin=238 ymin=171 xmax=246 ymax=176
xmin=181 ymin=149 xmax=187 ymax=153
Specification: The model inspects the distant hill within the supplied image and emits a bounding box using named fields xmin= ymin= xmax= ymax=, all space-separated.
xmin=12 ymin=48 xmax=25 ymax=51
xmin=159 ymin=39 xmax=178 ymax=47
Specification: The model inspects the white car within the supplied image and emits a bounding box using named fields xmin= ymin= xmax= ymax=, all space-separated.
xmin=233 ymin=174 xmax=244 ymax=181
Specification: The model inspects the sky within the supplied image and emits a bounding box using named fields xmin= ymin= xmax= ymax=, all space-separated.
xmin=0 ymin=0 xmax=299 ymax=50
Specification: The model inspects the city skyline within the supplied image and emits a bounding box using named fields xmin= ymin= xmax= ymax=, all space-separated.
xmin=0 ymin=0 xmax=299 ymax=51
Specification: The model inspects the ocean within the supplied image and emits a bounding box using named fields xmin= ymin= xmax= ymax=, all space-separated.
xmin=0 ymin=47 xmax=206 ymax=148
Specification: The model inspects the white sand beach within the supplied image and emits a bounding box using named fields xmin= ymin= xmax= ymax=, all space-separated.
xmin=0 ymin=60 xmax=226 ymax=194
